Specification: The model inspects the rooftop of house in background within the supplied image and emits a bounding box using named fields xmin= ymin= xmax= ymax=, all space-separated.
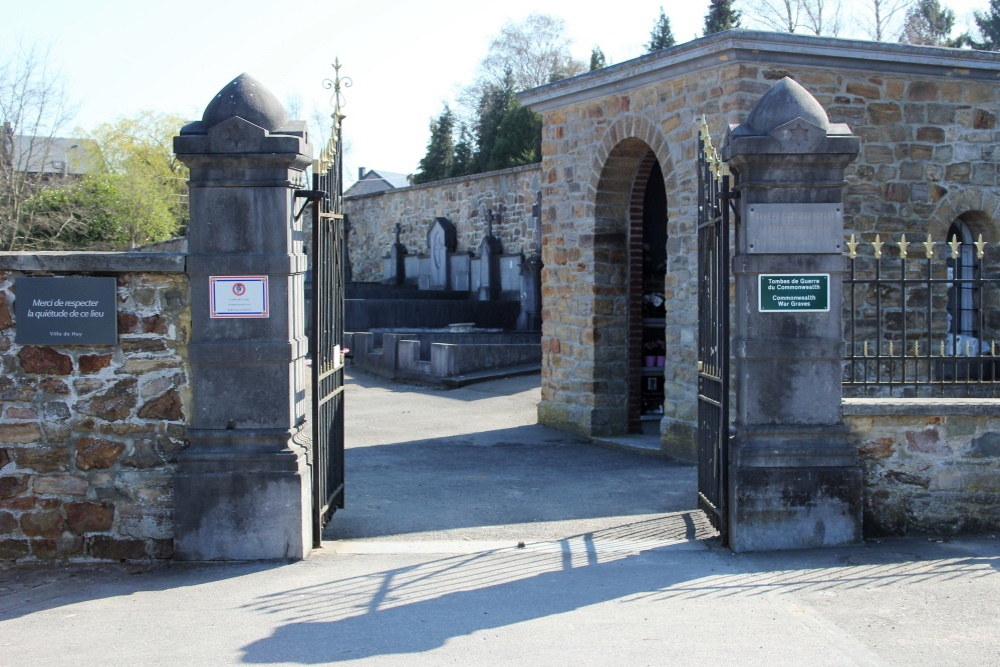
xmin=2 ymin=124 xmax=101 ymax=176
xmin=344 ymin=167 xmax=411 ymax=197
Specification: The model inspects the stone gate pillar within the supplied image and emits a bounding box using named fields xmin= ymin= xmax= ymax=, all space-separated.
xmin=721 ymin=78 xmax=861 ymax=552
xmin=172 ymin=74 xmax=313 ymax=560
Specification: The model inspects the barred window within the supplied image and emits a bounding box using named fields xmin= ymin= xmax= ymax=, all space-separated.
xmin=946 ymin=219 xmax=978 ymax=340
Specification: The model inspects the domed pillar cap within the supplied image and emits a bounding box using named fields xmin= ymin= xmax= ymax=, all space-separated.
xmin=722 ymin=77 xmax=857 ymax=158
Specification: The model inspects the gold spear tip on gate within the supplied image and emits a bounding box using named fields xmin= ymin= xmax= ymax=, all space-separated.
xmin=923 ymin=233 xmax=934 ymax=258
xmin=898 ymin=234 xmax=909 ymax=259
xmin=846 ymin=234 xmax=858 ymax=259
xmin=948 ymin=233 xmax=962 ymax=259
xmin=975 ymin=234 xmax=987 ymax=259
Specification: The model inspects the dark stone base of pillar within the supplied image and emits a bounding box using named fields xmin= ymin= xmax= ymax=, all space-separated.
xmin=728 ymin=426 xmax=863 ymax=552
xmin=173 ymin=429 xmax=311 ymax=561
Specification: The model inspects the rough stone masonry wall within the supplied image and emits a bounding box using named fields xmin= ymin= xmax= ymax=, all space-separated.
xmin=532 ymin=49 xmax=999 ymax=445
xmin=346 ymin=165 xmax=542 ymax=282
xmin=844 ymin=400 xmax=1000 ymax=536
xmin=0 ymin=264 xmax=189 ymax=563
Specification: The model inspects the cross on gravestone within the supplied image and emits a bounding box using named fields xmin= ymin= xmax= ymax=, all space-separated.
xmin=394 ymin=223 xmax=402 ymax=245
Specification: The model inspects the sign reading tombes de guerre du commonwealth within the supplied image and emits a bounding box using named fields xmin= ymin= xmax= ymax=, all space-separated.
xmin=758 ymin=274 xmax=830 ymax=312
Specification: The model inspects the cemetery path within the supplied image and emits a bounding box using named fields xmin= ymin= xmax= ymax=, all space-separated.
xmin=326 ymin=369 xmax=706 ymax=549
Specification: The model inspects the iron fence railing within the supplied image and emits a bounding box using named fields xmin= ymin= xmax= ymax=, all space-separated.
xmin=843 ymin=232 xmax=1000 ymax=397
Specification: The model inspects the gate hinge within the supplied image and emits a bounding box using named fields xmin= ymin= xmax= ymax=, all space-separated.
xmin=293 ymin=189 xmax=326 ymax=222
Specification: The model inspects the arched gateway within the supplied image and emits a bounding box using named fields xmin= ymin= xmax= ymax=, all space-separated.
xmin=520 ymin=30 xmax=1000 ymax=463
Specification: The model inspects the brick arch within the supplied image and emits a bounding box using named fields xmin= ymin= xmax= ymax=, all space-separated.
xmin=583 ymin=113 xmax=676 ymax=435
xmin=590 ymin=113 xmax=678 ymax=227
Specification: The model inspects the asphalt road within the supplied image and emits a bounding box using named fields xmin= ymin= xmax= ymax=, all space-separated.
xmin=2 ymin=370 xmax=999 ymax=666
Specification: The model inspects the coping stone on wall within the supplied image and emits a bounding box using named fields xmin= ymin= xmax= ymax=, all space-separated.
xmin=843 ymin=398 xmax=1000 ymax=416
xmin=344 ymin=163 xmax=541 ymax=200
xmin=0 ymin=251 xmax=187 ymax=273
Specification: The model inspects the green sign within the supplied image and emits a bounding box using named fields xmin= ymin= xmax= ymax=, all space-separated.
xmin=759 ymin=274 xmax=829 ymax=312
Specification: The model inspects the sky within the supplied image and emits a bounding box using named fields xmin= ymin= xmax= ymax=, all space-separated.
xmin=4 ymin=0 xmax=989 ymax=185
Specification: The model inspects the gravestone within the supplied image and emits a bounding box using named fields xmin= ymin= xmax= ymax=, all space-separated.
xmin=384 ymin=223 xmax=407 ymax=286
xmin=427 ymin=217 xmax=456 ymax=290
xmin=478 ymin=208 xmax=502 ymax=301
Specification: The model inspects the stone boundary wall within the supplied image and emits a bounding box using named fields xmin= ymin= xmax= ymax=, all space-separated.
xmin=0 ymin=252 xmax=189 ymax=563
xmin=844 ymin=399 xmax=1000 ymax=536
xmin=346 ymin=165 xmax=542 ymax=282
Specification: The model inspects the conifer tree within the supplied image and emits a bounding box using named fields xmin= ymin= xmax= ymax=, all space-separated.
xmin=452 ymin=123 xmax=475 ymax=177
xmin=473 ymin=72 xmax=517 ymax=173
xmin=589 ymin=46 xmax=608 ymax=71
xmin=646 ymin=7 xmax=676 ymax=52
xmin=412 ymin=106 xmax=455 ymax=184
xmin=972 ymin=0 xmax=1000 ymax=50
xmin=487 ymin=105 xmax=542 ymax=170
xmin=703 ymin=0 xmax=742 ymax=35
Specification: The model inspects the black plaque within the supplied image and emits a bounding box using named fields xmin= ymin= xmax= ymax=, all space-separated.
xmin=15 ymin=277 xmax=118 ymax=345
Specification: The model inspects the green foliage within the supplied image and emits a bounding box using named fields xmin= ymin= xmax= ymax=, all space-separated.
xmin=89 ymin=111 xmax=188 ymax=228
xmin=899 ymin=0 xmax=959 ymax=46
xmin=413 ymin=106 xmax=456 ymax=184
xmin=971 ymin=0 xmax=1000 ymax=50
xmin=703 ymin=0 xmax=742 ymax=35
xmin=13 ymin=110 xmax=187 ymax=249
xmin=452 ymin=123 xmax=475 ymax=177
xmin=473 ymin=72 xmax=517 ymax=173
xmin=486 ymin=105 xmax=542 ymax=170
xmin=589 ymin=46 xmax=608 ymax=71
xmin=646 ymin=7 xmax=676 ymax=52
xmin=25 ymin=173 xmax=177 ymax=249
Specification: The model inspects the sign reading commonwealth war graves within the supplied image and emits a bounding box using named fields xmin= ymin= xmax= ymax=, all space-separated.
xmin=759 ymin=274 xmax=830 ymax=312
xmin=210 ymin=276 xmax=269 ymax=318
xmin=15 ymin=276 xmax=118 ymax=345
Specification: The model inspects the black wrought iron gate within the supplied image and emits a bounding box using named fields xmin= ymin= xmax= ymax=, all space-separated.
xmin=305 ymin=64 xmax=349 ymax=547
xmin=696 ymin=120 xmax=733 ymax=542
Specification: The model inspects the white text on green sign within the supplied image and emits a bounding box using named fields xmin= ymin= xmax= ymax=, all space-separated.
xmin=759 ymin=274 xmax=830 ymax=312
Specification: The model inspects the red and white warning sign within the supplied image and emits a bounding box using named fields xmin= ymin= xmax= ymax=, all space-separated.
xmin=210 ymin=276 xmax=269 ymax=318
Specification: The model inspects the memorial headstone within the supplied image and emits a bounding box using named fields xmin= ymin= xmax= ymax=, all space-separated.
xmin=427 ymin=217 xmax=456 ymax=290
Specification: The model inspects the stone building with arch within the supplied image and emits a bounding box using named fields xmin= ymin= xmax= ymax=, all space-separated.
xmin=345 ymin=30 xmax=1000 ymax=460
xmin=516 ymin=30 xmax=1000 ymax=459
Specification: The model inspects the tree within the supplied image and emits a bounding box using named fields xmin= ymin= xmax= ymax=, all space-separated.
xmin=899 ymin=0 xmax=959 ymax=45
xmin=646 ymin=7 xmax=676 ymax=52
xmin=970 ymin=0 xmax=1000 ymax=50
xmin=486 ymin=105 xmax=542 ymax=170
xmin=801 ymin=0 xmax=843 ymax=35
xmin=452 ymin=123 xmax=475 ymax=177
xmin=412 ymin=106 xmax=456 ymax=184
xmin=703 ymin=0 xmax=742 ymax=35
xmin=749 ymin=0 xmax=803 ymax=32
xmin=856 ymin=0 xmax=912 ymax=41
xmin=89 ymin=111 xmax=189 ymax=232
xmin=742 ymin=0 xmax=842 ymax=35
xmin=418 ymin=16 xmax=573 ymax=180
xmin=0 ymin=44 xmax=76 ymax=250
xmin=25 ymin=173 xmax=177 ymax=249
xmin=472 ymin=72 xmax=517 ymax=173
xmin=590 ymin=46 xmax=608 ymax=71
xmin=476 ymin=14 xmax=586 ymax=92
